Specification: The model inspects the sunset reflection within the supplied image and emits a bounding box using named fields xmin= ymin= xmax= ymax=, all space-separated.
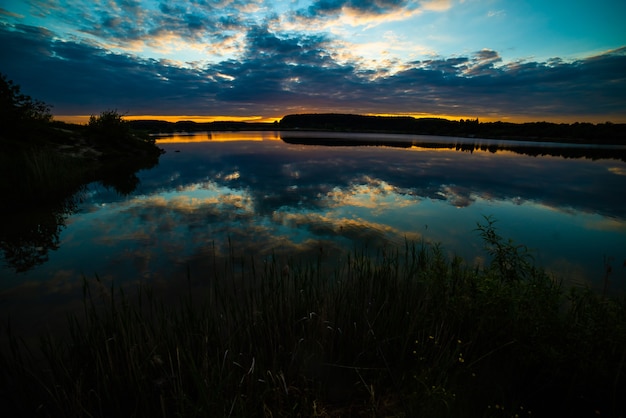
xmin=156 ymin=131 xmax=281 ymax=143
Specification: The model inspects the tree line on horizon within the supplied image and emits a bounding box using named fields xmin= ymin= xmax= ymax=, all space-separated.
xmin=279 ymin=114 xmax=626 ymax=144
xmin=129 ymin=113 xmax=626 ymax=144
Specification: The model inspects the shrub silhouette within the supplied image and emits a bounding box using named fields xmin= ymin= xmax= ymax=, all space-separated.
xmin=87 ymin=110 xmax=132 ymax=143
xmin=87 ymin=109 xmax=156 ymax=149
xmin=0 ymin=73 xmax=52 ymax=139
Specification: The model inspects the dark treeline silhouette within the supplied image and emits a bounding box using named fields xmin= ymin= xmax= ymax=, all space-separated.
xmin=130 ymin=113 xmax=626 ymax=145
xmin=279 ymin=113 xmax=626 ymax=144
xmin=281 ymin=113 xmax=438 ymax=134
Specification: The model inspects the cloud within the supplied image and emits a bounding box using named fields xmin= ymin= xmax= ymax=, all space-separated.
xmin=298 ymin=0 xmax=451 ymax=22
xmin=0 ymin=7 xmax=23 ymax=18
xmin=304 ymin=0 xmax=412 ymax=17
xmin=376 ymin=47 xmax=626 ymax=119
xmin=289 ymin=0 xmax=443 ymax=30
xmin=487 ymin=9 xmax=505 ymax=18
xmin=0 ymin=22 xmax=222 ymax=114
xmin=462 ymin=49 xmax=503 ymax=76
xmin=1 ymin=21 xmax=625 ymax=121
xmin=17 ymin=0 xmax=252 ymax=62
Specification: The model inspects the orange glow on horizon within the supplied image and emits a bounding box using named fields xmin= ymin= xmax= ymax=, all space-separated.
xmin=53 ymin=113 xmax=623 ymax=126
xmin=125 ymin=115 xmax=281 ymax=123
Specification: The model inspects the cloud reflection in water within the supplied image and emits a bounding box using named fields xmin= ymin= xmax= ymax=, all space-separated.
xmin=3 ymin=132 xmax=626 ymax=295
xmin=2 ymin=132 xmax=626 ymax=340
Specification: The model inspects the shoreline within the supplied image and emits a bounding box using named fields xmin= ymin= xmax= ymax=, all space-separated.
xmin=129 ymin=113 xmax=626 ymax=146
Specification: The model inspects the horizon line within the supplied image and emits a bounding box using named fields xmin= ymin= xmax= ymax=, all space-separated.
xmin=52 ymin=113 xmax=625 ymax=126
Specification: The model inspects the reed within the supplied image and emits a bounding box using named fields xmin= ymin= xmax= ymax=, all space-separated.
xmin=1 ymin=225 xmax=625 ymax=417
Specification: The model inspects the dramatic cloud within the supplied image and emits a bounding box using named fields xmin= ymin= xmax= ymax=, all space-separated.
xmin=300 ymin=0 xmax=418 ymax=19
xmin=1 ymin=14 xmax=625 ymax=120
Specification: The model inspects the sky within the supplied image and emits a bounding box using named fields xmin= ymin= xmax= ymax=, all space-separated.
xmin=1 ymin=0 xmax=625 ymax=123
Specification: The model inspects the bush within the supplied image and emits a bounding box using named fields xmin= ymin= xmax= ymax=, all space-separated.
xmin=87 ymin=110 xmax=132 ymax=143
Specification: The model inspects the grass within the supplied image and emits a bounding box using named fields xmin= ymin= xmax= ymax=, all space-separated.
xmin=1 ymin=218 xmax=625 ymax=417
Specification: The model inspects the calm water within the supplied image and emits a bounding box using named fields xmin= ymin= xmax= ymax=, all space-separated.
xmin=2 ymin=131 xmax=626 ymax=334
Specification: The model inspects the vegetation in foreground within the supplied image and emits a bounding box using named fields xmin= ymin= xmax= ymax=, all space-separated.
xmin=1 ymin=218 xmax=625 ymax=417
xmin=0 ymin=73 xmax=163 ymax=207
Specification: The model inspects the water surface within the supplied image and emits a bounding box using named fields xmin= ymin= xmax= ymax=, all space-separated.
xmin=2 ymin=131 xmax=625 ymax=335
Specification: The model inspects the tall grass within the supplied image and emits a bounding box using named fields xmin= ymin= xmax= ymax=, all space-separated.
xmin=1 ymin=220 xmax=625 ymax=417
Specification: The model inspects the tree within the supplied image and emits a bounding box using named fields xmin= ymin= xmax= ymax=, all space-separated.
xmin=86 ymin=109 xmax=155 ymax=146
xmin=0 ymin=73 xmax=52 ymax=138
xmin=87 ymin=109 xmax=131 ymax=142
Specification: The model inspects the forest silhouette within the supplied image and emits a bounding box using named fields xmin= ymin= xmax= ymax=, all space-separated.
xmin=130 ymin=113 xmax=626 ymax=145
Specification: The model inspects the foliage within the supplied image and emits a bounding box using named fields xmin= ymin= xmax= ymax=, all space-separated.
xmin=86 ymin=109 xmax=133 ymax=143
xmin=85 ymin=110 xmax=158 ymax=154
xmin=1 ymin=224 xmax=624 ymax=417
xmin=475 ymin=215 xmax=534 ymax=281
xmin=0 ymin=72 xmax=52 ymax=139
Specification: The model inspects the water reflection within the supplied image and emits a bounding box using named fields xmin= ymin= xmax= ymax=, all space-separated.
xmin=2 ymin=130 xmax=625 ymax=342
xmin=2 ymin=131 xmax=625 ymax=292
xmin=144 ymin=133 xmax=626 ymax=220
xmin=155 ymin=131 xmax=281 ymax=143
xmin=0 ymin=195 xmax=80 ymax=272
xmin=0 ymin=151 xmax=160 ymax=273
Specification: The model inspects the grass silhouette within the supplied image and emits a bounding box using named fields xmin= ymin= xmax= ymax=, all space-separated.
xmin=1 ymin=219 xmax=624 ymax=417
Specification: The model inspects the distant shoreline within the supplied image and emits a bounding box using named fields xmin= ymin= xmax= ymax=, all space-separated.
xmin=148 ymin=128 xmax=626 ymax=162
xmin=129 ymin=113 xmax=626 ymax=146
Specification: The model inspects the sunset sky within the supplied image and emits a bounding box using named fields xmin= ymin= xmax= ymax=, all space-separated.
xmin=1 ymin=0 xmax=625 ymax=123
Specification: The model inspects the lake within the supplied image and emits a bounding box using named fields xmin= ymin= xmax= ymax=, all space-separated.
xmin=1 ymin=131 xmax=626 ymax=335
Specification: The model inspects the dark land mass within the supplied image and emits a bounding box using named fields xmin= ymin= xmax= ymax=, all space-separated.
xmin=1 ymin=74 xmax=164 ymax=209
xmin=129 ymin=113 xmax=626 ymax=145
xmin=280 ymin=113 xmax=626 ymax=144
xmin=1 ymin=118 xmax=164 ymax=207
